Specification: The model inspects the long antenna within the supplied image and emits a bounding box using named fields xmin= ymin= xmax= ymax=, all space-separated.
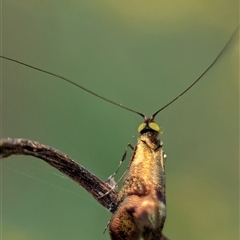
xmin=1 ymin=27 xmax=238 ymax=120
xmin=152 ymin=26 xmax=239 ymax=118
xmin=0 ymin=55 xmax=144 ymax=118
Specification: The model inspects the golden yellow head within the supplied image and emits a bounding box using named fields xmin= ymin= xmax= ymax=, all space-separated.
xmin=137 ymin=120 xmax=160 ymax=133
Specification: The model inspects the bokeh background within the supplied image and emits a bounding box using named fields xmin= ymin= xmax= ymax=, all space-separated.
xmin=1 ymin=1 xmax=239 ymax=240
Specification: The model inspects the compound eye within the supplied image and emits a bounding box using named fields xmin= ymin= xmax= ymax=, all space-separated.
xmin=138 ymin=123 xmax=147 ymax=133
xmin=149 ymin=122 xmax=160 ymax=132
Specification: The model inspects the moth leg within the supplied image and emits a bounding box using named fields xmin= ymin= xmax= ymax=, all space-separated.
xmin=108 ymin=143 xmax=134 ymax=180
xmin=101 ymin=143 xmax=134 ymax=198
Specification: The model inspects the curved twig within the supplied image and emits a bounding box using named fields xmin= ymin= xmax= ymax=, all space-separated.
xmin=0 ymin=138 xmax=116 ymax=209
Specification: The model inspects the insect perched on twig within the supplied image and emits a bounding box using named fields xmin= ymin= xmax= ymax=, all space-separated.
xmin=0 ymin=26 xmax=238 ymax=240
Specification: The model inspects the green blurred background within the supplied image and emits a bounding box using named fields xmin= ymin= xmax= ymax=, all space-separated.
xmin=1 ymin=1 xmax=239 ymax=240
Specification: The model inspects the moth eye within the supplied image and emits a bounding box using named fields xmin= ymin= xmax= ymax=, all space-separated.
xmin=138 ymin=123 xmax=147 ymax=133
xmin=149 ymin=122 xmax=160 ymax=132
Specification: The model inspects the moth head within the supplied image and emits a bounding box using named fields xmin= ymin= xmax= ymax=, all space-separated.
xmin=138 ymin=116 xmax=160 ymax=134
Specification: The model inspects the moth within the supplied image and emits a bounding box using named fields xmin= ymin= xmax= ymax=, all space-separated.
xmin=1 ymin=25 xmax=238 ymax=240
xmin=1 ymin=0 xmax=238 ymax=234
